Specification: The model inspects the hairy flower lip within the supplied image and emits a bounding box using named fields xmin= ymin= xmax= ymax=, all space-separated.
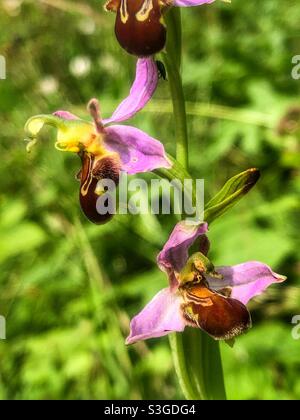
xmin=78 ymin=152 xmax=117 ymax=225
xmin=105 ymin=0 xmax=216 ymax=57
xmin=178 ymin=277 xmax=252 ymax=341
xmin=114 ymin=0 xmax=168 ymax=57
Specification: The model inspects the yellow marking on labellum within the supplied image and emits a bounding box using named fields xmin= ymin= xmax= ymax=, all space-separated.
xmin=136 ymin=0 xmax=154 ymax=22
xmin=196 ymin=298 xmax=213 ymax=307
xmin=80 ymin=154 xmax=94 ymax=197
xmin=184 ymin=290 xmax=214 ymax=307
xmin=159 ymin=15 xmax=166 ymax=27
xmin=120 ymin=0 xmax=129 ymax=24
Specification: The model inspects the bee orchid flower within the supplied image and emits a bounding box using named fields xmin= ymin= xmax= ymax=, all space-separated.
xmin=105 ymin=0 xmax=215 ymax=57
xmin=24 ymin=58 xmax=171 ymax=224
xmin=126 ymin=221 xmax=286 ymax=344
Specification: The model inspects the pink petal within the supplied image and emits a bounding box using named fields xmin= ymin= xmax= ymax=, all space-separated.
xmin=207 ymin=262 xmax=287 ymax=305
xmin=126 ymin=288 xmax=186 ymax=345
xmin=104 ymin=125 xmax=171 ymax=174
xmin=173 ymin=0 xmax=215 ymax=6
xmin=103 ymin=58 xmax=158 ymax=126
xmin=53 ymin=111 xmax=79 ymax=120
xmin=157 ymin=221 xmax=208 ymax=275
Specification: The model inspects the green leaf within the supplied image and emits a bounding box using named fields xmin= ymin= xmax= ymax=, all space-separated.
xmin=204 ymin=168 xmax=260 ymax=224
xmin=0 ymin=222 xmax=47 ymax=262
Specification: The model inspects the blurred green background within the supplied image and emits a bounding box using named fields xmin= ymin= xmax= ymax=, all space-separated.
xmin=0 ymin=0 xmax=299 ymax=400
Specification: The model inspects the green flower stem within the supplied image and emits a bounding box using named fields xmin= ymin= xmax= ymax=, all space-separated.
xmin=155 ymin=154 xmax=191 ymax=181
xmin=169 ymin=330 xmax=201 ymax=400
xmin=164 ymin=8 xmax=226 ymax=401
xmin=154 ymin=154 xmax=197 ymax=212
xmin=162 ymin=10 xmax=188 ymax=169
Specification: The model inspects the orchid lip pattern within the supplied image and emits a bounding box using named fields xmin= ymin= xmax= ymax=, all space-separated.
xmin=105 ymin=0 xmax=216 ymax=57
xmin=126 ymin=221 xmax=287 ymax=344
xmin=24 ymin=58 xmax=171 ymax=224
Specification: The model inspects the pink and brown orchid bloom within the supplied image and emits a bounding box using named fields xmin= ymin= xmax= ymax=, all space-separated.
xmin=126 ymin=221 xmax=286 ymax=344
xmin=24 ymin=58 xmax=171 ymax=224
xmin=105 ymin=0 xmax=215 ymax=57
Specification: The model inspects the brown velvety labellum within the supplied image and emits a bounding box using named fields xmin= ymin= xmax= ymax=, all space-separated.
xmin=182 ymin=283 xmax=252 ymax=341
xmin=92 ymin=156 xmax=120 ymax=187
xmin=115 ymin=0 xmax=167 ymax=57
xmin=78 ymin=153 xmax=114 ymax=225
